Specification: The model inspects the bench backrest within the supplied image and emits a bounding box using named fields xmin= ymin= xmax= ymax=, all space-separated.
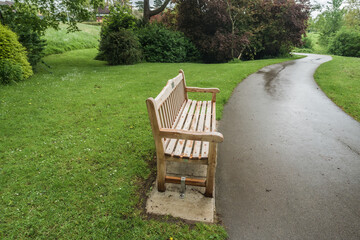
xmin=147 ymin=70 xmax=187 ymax=131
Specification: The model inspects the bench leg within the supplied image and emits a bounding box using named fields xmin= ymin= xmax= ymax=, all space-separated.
xmin=205 ymin=142 xmax=217 ymax=197
xmin=157 ymin=154 xmax=166 ymax=192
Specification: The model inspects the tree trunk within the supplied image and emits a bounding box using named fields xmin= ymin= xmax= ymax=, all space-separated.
xmin=143 ymin=0 xmax=172 ymax=24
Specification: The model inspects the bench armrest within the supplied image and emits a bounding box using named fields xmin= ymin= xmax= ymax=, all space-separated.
xmin=159 ymin=128 xmax=224 ymax=143
xmin=186 ymin=87 xmax=220 ymax=94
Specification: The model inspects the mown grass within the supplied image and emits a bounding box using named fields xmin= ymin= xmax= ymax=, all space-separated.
xmin=314 ymin=55 xmax=360 ymax=122
xmin=43 ymin=23 xmax=100 ymax=56
xmin=0 ymin=49 xmax=300 ymax=239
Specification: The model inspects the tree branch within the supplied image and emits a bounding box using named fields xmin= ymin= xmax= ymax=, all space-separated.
xmin=149 ymin=0 xmax=171 ymax=16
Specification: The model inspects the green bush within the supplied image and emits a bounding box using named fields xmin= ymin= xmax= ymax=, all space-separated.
xmin=136 ymin=24 xmax=200 ymax=63
xmin=328 ymin=29 xmax=360 ymax=57
xmin=300 ymin=36 xmax=313 ymax=49
xmin=0 ymin=23 xmax=33 ymax=79
xmin=96 ymin=5 xmax=140 ymax=63
xmin=97 ymin=29 xmax=142 ymax=65
xmin=100 ymin=6 xmax=138 ymax=37
xmin=0 ymin=5 xmax=46 ymax=67
xmin=0 ymin=59 xmax=23 ymax=85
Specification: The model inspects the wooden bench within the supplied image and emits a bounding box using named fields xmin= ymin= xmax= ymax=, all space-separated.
xmin=146 ymin=70 xmax=224 ymax=197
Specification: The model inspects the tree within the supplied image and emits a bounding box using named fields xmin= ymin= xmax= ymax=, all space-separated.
xmin=135 ymin=0 xmax=144 ymax=11
xmin=143 ymin=0 xmax=172 ymax=23
xmin=154 ymin=0 xmax=164 ymax=8
xmin=177 ymin=0 xmax=242 ymax=63
xmin=226 ymin=0 xmax=310 ymax=60
xmin=318 ymin=0 xmax=345 ymax=46
xmin=344 ymin=0 xmax=360 ymax=30
xmin=1 ymin=0 xmax=104 ymax=34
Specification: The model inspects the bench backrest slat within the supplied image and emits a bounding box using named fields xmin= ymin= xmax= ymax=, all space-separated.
xmin=153 ymin=70 xmax=187 ymax=129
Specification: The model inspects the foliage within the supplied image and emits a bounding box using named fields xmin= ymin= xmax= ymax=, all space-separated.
xmin=344 ymin=0 xmax=360 ymax=31
xmin=177 ymin=0 xmax=240 ymax=63
xmin=315 ymin=55 xmax=360 ymax=121
xmin=318 ymin=0 xmax=345 ymax=46
xmin=300 ymin=36 xmax=313 ymax=49
xmin=241 ymin=0 xmax=310 ymax=59
xmin=96 ymin=5 xmax=141 ymax=65
xmin=3 ymin=0 xmax=104 ymax=33
xmin=143 ymin=0 xmax=172 ymax=23
xmin=155 ymin=9 xmax=177 ymax=29
xmin=44 ymin=23 xmax=100 ymax=56
xmin=0 ymin=47 xmax=299 ymax=239
xmin=177 ymin=0 xmax=309 ymax=62
xmin=135 ymin=0 xmax=144 ymax=11
xmin=0 ymin=4 xmax=46 ymax=67
xmin=97 ymin=29 xmax=142 ymax=65
xmin=0 ymin=23 xmax=33 ymax=79
xmin=328 ymin=29 xmax=360 ymax=57
xmin=136 ymin=23 xmax=199 ymax=62
xmin=154 ymin=0 xmax=164 ymax=8
xmin=0 ymin=59 xmax=23 ymax=85
xmin=100 ymin=5 xmax=138 ymax=37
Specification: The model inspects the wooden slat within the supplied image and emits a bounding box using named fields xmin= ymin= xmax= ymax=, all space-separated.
xmin=155 ymin=74 xmax=184 ymax=106
xmin=192 ymin=101 xmax=207 ymax=158
xmin=212 ymin=102 xmax=216 ymax=132
xmin=165 ymin=176 xmax=206 ymax=187
xmin=163 ymin=100 xmax=171 ymax=128
xmin=183 ymin=101 xmax=202 ymax=158
xmin=158 ymin=106 xmax=166 ymax=128
xmin=165 ymin=100 xmax=192 ymax=155
xmin=173 ymin=100 xmax=197 ymax=157
xmin=201 ymin=101 xmax=212 ymax=158
xmin=168 ymin=91 xmax=176 ymax=125
xmin=165 ymin=155 xmax=208 ymax=164
xmin=163 ymin=101 xmax=186 ymax=149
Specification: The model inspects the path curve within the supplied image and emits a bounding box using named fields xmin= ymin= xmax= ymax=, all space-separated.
xmin=216 ymin=54 xmax=360 ymax=240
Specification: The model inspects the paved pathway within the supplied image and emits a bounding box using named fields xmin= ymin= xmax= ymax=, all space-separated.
xmin=216 ymin=54 xmax=360 ymax=240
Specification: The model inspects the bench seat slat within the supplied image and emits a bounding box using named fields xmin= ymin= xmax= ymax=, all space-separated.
xmin=183 ymin=101 xmax=202 ymax=158
xmin=173 ymin=100 xmax=197 ymax=157
xmin=191 ymin=101 xmax=207 ymax=159
xmin=164 ymin=100 xmax=216 ymax=160
xmin=201 ymin=101 xmax=212 ymax=158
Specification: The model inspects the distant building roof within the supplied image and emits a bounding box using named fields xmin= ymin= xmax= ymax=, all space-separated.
xmin=0 ymin=1 xmax=14 ymax=6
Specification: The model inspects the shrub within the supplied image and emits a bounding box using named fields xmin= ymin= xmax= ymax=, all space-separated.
xmin=96 ymin=5 xmax=140 ymax=63
xmin=136 ymin=24 xmax=200 ymax=62
xmin=0 ymin=23 xmax=33 ymax=79
xmin=97 ymin=29 xmax=142 ymax=65
xmin=0 ymin=59 xmax=23 ymax=85
xmin=328 ymin=29 xmax=360 ymax=57
xmin=100 ymin=5 xmax=138 ymax=37
xmin=301 ymin=36 xmax=313 ymax=49
xmin=0 ymin=4 xmax=46 ymax=67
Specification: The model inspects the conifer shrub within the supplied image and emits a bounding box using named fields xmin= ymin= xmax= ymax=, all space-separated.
xmin=98 ymin=29 xmax=142 ymax=65
xmin=0 ymin=23 xmax=33 ymax=79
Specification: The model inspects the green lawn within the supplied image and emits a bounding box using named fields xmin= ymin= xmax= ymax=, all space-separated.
xmin=43 ymin=23 xmax=101 ymax=56
xmin=0 ymin=49 xmax=300 ymax=239
xmin=314 ymin=55 xmax=360 ymax=122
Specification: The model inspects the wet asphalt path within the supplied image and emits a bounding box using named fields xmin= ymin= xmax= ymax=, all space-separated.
xmin=216 ymin=54 xmax=360 ymax=240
